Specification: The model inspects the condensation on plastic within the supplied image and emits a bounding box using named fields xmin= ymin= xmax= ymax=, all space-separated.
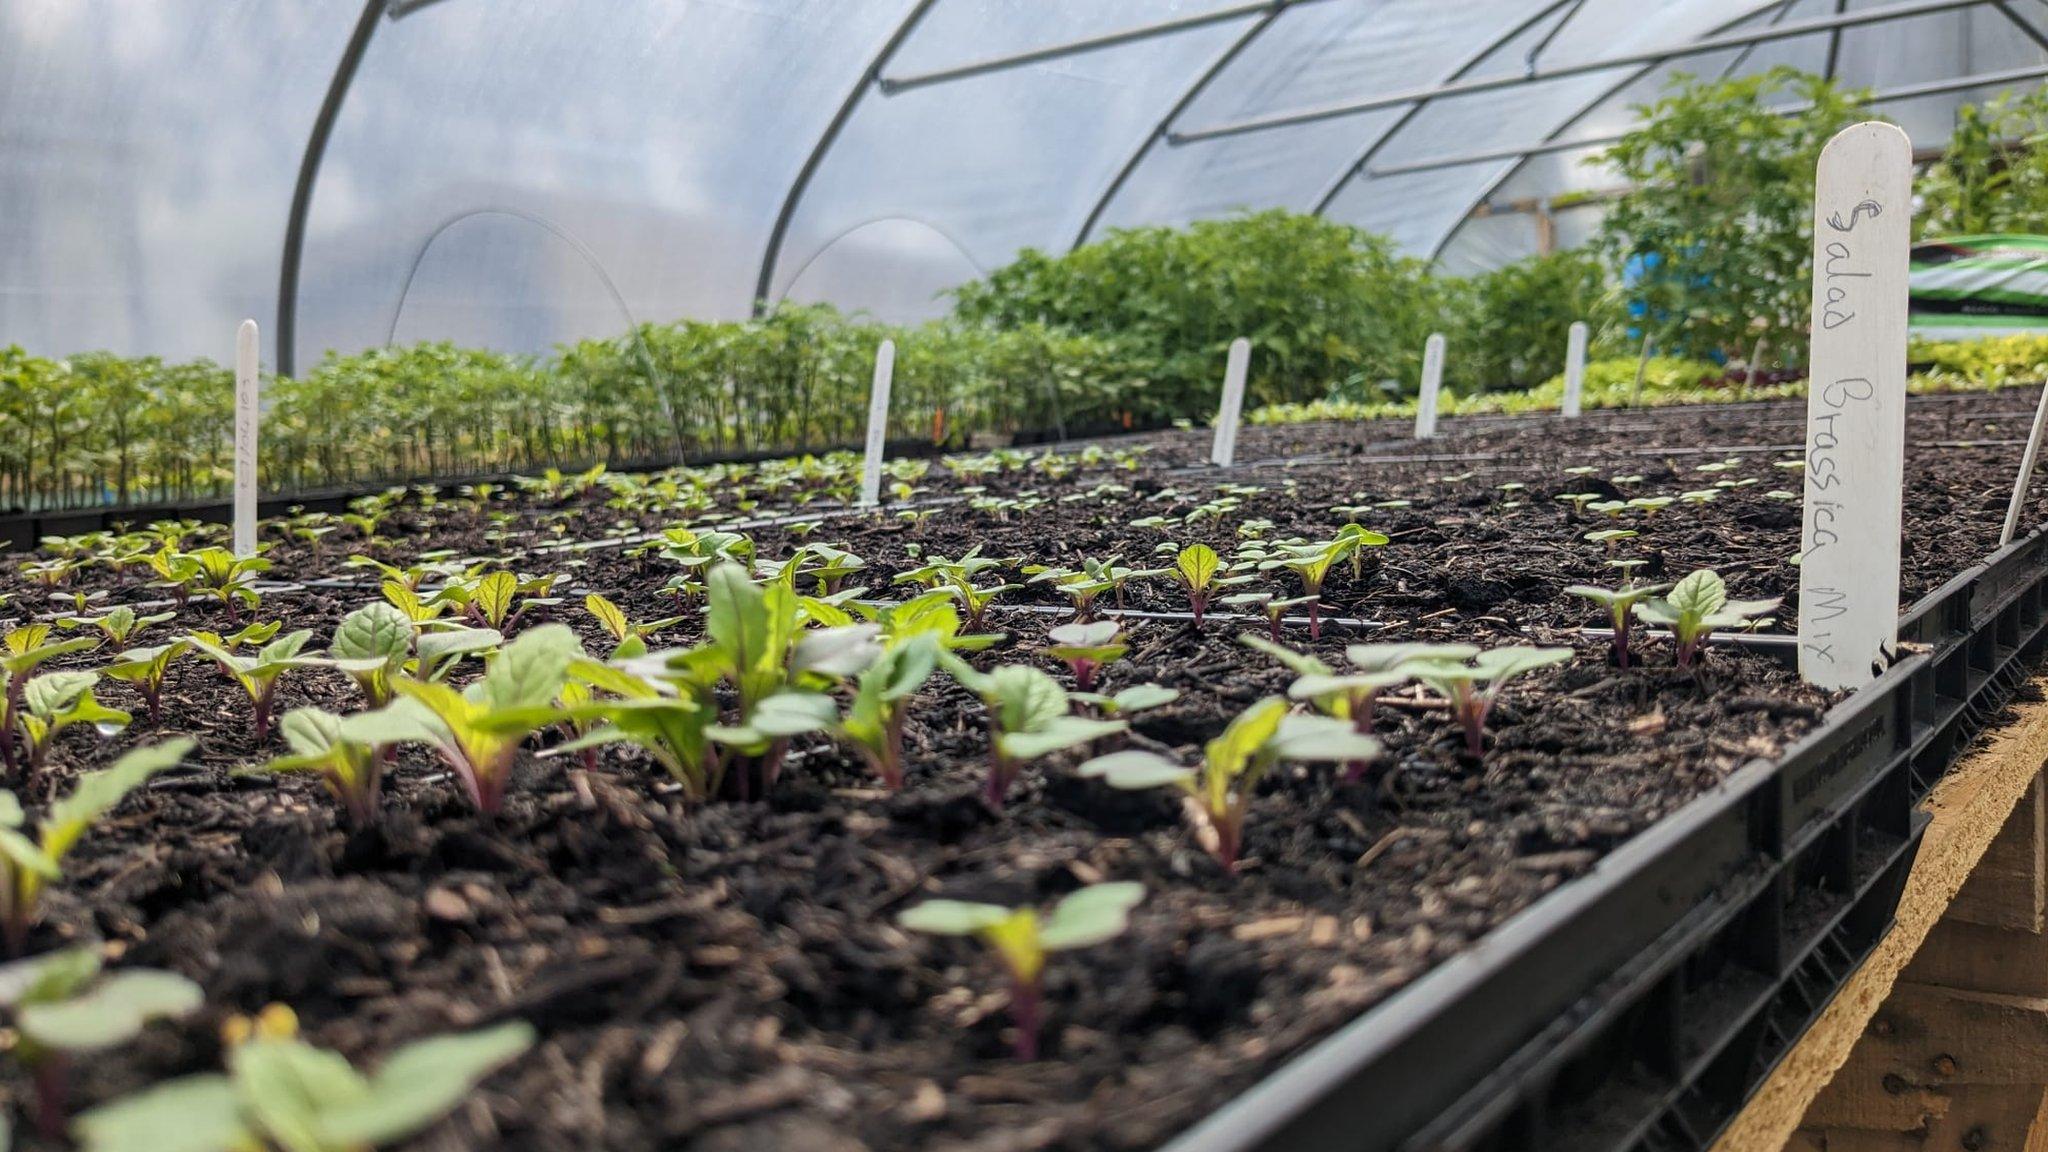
xmin=1 ymin=0 xmax=2044 ymax=367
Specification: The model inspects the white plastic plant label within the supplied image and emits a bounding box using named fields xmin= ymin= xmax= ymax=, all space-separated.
xmin=234 ymin=319 xmax=260 ymax=558
xmin=1798 ymin=122 xmax=1911 ymax=691
xmin=1415 ymin=333 xmax=1445 ymax=439
xmin=1210 ymin=336 xmax=1250 ymax=467
xmin=859 ymin=339 xmax=894 ymax=507
xmin=1562 ymin=321 xmax=1588 ymax=418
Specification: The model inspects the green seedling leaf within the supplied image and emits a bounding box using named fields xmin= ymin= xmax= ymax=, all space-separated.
xmin=898 ymin=883 xmax=1142 ymax=1060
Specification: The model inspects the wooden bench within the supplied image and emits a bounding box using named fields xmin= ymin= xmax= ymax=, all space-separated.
xmin=1715 ymin=689 xmax=2048 ymax=1151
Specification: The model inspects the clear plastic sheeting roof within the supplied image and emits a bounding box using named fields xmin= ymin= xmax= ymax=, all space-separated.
xmin=4 ymin=0 xmax=2046 ymax=368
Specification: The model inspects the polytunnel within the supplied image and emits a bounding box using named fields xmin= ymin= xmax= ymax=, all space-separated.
xmin=22 ymin=6 xmax=2048 ymax=1152
xmin=2 ymin=0 xmax=2044 ymax=366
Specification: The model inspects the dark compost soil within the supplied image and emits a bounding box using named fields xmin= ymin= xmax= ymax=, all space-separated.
xmin=2 ymin=388 xmax=2045 ymax=1151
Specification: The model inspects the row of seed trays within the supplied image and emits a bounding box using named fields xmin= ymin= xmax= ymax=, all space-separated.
xmin=0 ymin=386 xmax=2036 ymax=1151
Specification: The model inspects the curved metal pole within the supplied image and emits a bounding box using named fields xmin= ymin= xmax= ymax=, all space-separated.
xmin=1421 ymin=1 xmax=1789 ymax=262
xmin=383 ymin=207 xmax=642 ymax=346
xmin=768 ymin=214 xmax=988 ymax=310
xmin=1702 ymin=0 xmax=1800 ymax=89
xmin=1309 ymin=0 xmax=1582 ymax=216
xmin=1174 ymin=0 xmax=1982 ymax=142
xmin=751 ymin=0 xmax=941 ymax=318
xmin=882 ymin=2 xmax=1275 ymax=94
xmin=385 ymin=205 xmax=685 ymax=461
xmin=1523 ymin=0 xmax=1589 ymax=75
xmin=1071 ymin=2 xmax=1297 ymax=250
xmin=277 ymin=0 xmax=388 ymax=378
xmin=1823 ymin=0 xmax=1849 ymax=79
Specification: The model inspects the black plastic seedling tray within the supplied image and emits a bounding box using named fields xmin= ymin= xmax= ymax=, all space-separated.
xmin=1162 ymin=524 xmax=2048 ymax=1152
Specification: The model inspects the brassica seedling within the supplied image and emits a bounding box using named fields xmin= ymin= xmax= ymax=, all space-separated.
xmin=898 ymin=882 xmax=1142 ymax=1061
xmin=1408 ymin=646 xmax=1573 ymax=758
xmin=384 ymin=625 xmax=582 ymax=814
xmin=186 ymin=547 xmax=269 ymax=624
xmin=0 ymin=626 xmax=101 ymax=775
xmin=550 ymin=660 xmax=718 ymax=799
xmin=1040 ymin=621 xmax=1127 ymax=693
xmin=828 ymin=635 xmax=940 ymax=790
xmin=1072 ymin=683 xmax=1180 ymax=718
xmin=1584 ymin=528 xmax=1637 ymax=553
xmin=187 ymin=629 xmax=322 ymax=741
xmin=378 ymin=580 xmax=447 ymax=627
xmin=583 ymin=593 xmax=681 ymax=660
xmin=1167 ymin=543 xmax=1222 ymax=624
xmin=1633 ymin=569 xmax=1781 ymax=668
xmin=100 ymin=640 xmax=190 ymax=725
xmin=1556 ymin=493 xmax=1599 ymax=518
xmin=947 ymin=579 xmax=1017 ymax=631
xmin=246 ymin=707 xmax=409 ymax=826
xmin=557 ymin=567 xmax=874 ymax=801
xmin=460 ymin=570 xmax=521 ymax=630
xmin=1563 ymin=580 xmax=1672 ymax=669
xmin=1260 ymin=594 xmax=1318 ymax=639
xmin=1257 ymin=526 xmax=1386 ymax=639
xmin=648 ymin=526 xmax=756 ymax=599
xmin=74 ymin=1009 xmax=533 ymax=1152
xmin=0 ymin=739 xmax=191 ymax=953
xmin=858 ymin=591 xmax=1004 ymax=653
xmin=328 ymin=602 xmax=413 ymax=707
xmin=15 ymin=672 xmax=129 ymax=772
xmin=1080 ymin=699 xmax=1379 ymax=871
xmin=58 ymin=606 xmax=174 ymax=653
xmin=144 ymin=547 xmax=201 ymax=606
xmin=894 ymin=549 xmax=1021 ymax=629
xmin=438 ymin=570 xmax=561 ymax=632
xmin=1216 ymin=590 xmax=1271 ymax=625
xmin=1024 ymin=565 xmax=1113 ymax=620
xmin=0 ymin=947 xmax=202 ymax=1139
xmin=1239 ymin=635 xmax=1422 ymax=782
xmin=945 ymin=661 xmax=1124 ymax=811
xmin=778 ymin=542 xmax=868 ymax=596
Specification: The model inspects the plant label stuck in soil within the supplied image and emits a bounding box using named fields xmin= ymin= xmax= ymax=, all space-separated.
xmin=234 ymin=319 xmax=259 ymax=558
xmin=860 ymin=339 xmax=894 ymax=506
xmin=1416 ymin=332 xmax=1445 ymax=439
xmin=1211 ymin=336 xmax=1250 ymax=467
xmin=1563 ymin=321 xmax=1588 ymax=419
xmin=1799 ymin=122 xmax=1910 ymax=691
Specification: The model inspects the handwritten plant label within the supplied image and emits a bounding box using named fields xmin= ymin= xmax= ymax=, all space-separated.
xmin=1562 ymin=321 xmax=1588 ymax=418
xmin=1799 ymin=122 xmax=1910 ymax=691
xmin=1415 ymin=333 xmax=1446 ymax=440
xmin=859 ymin=339 xmax=895 ymax=507
xmin=1211 ymin=337 xmax=1250 ymax=467
xmin=233 ymin=319 xmax=260 ymax=558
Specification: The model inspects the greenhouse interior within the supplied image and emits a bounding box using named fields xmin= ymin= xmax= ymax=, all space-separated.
xmin=23 ymin=2 xmax=2048 ymax=1150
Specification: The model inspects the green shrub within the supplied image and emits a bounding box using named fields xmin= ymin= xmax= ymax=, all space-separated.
xmin=1910 ymin=334 xmax=2048 ymax=388
xmin=1918 ymin=88 xmax=2048 ymax=238
xmin=950 ymin=210 xmax=1449 ymax=407
xmin=1596 ymin=68 xmax=1868 ymax=367
xmin=1455 ymin=250 xmax=1624 ymax=392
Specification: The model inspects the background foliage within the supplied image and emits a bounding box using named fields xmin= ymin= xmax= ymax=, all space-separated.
xmin=1595 ymin=68 xmax=1868 ymax=368
xmin=1917 ymin=87 xmax=2048 ymax=238
xmin=950 ymin=211 xmax=1459 ymax=408
xmin=12 ymin=69 xmax=2048 ymax=512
